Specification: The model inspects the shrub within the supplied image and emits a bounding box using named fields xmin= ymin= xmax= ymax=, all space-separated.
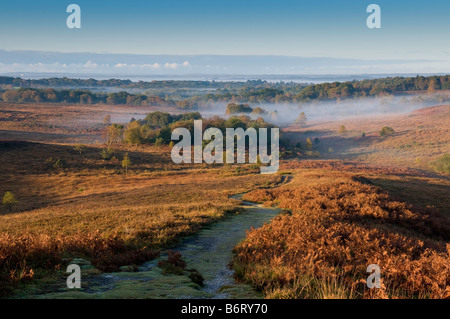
xmin=2 ymin=191 xmax=17 ymax=212
xmin=379 ymin=126 xmax=395 ymax=137
xmin=338 ymin=125 xmax=347 ymax=134
xmin=430 ymin=154 xmax=450 ymax=174
xmin=44 ymin=157 xmax=54 ymax=169
xmin=73 ymin=144 xmax=87 ymax=155
xmin=188 ymin=269 xmax=205 ymax=286
xmin=101 ymin=148 xmax=114 ymax=160
xmin=53 ymin=159 xmax=66 ymax=169
xmin=154 ymin=137 xmax=164 ymax=147
xmin=158 ymin=251 xmax=187 ymax=275
xmin=44 ymin=157 xmax=66 ymax=170
xmin=305 ymin=150 xmax=320 ymax=157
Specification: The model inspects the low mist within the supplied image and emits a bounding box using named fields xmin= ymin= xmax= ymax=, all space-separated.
xmin=197 ymin=92 xmax=450 ymax=127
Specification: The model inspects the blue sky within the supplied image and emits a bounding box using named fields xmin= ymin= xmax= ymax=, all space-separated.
xmin=0 ymin=0 xmax=449 ymax=75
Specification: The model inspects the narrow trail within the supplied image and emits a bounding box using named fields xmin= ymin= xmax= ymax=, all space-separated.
xmin=17 ymin=194 xmax=284 ymax=299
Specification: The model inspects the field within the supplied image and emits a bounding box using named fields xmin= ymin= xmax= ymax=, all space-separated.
xmin=0 ymin=101 xmax=449 ymax=298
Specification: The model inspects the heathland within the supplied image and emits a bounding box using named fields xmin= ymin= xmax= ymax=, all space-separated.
xmin=0 ymin=76 xmax=449 ymax=298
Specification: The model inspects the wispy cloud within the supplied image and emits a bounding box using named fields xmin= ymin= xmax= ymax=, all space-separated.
xmin=0 ymin=50 xmax=448 ymax=76
xmin=114 ymin=62 xmax=161 ymax=69
xmin=164 ymin=61 xmax=190 ymax=69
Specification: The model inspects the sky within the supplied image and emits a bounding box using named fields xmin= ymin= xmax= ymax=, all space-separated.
xmin=0 ymin=0 xmax=449 ymax=76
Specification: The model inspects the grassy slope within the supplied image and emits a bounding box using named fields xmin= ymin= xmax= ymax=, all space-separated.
xmin=285 ymin=105 xmax=450 ymax=175
xmin=0 ymin=141 xmax=278 ymax=295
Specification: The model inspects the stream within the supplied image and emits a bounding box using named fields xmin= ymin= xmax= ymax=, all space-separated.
xmin=17 ymin=194 xmax=281 ymax=299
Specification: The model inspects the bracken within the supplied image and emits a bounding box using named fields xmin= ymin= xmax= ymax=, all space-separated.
xmin=233 ymin=171 xmax=450 ymax=299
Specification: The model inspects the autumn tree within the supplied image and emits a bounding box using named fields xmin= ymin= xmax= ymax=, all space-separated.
xmin=105 ymin=124 xmax=124 ymax=146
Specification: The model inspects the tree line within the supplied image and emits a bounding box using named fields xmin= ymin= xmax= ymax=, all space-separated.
xmin=1 ymin=75 xmax=448 ymax=108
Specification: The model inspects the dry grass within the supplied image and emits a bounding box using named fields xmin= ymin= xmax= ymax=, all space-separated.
xmin=0 ymin=140 xmax=277 ymax=295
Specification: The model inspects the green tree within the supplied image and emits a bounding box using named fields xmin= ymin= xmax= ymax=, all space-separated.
xmin=225 ymin=103 xmax=252 ymax=115
xmin=338 ymin=125 xmax=347 ymax=134
xmin=124 ymin=121 xmax=143 ymax=145
xmin=2 ymin=191 xmax=17 ymax=212
xmin=122 ymin=153 xmax=132 ymax=175
xmin=144 ymin=111 xmax=173 ymax=127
